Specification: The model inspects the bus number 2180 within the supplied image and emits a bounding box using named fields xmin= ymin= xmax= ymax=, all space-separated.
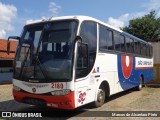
xmin=51 ymin=83 xmax=64 ymax=89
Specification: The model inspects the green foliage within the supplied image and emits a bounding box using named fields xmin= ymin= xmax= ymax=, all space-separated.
xmin=121 ymin=10 xmax=160 ymax=42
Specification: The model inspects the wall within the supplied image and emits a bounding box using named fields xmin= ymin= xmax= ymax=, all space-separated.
xmin=0 ymin=72 xmax=13 ymax=84
xmin=152 ymin=42 xmax=160 ymax=83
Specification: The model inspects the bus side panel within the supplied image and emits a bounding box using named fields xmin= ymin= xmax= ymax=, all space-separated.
xmin=74 ymin=77 xmax=97 ymax=108
xmin=135 ymin=57 xmax=153 ymax=83
xmin=95 ymin=53 xmax=118 ymax=95
xmin=117 ymin=55 xmax=135 ymax=91
xmin=74 ymin=53 xmax=118 ymax=108
xmin=117 ymin=55 xmax=153 ymax=91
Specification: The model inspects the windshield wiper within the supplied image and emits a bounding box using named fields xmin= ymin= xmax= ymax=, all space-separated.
xmin=33 ymin=27 xmax=48 ymax=80
xmin=19 ymin=44 xmax=48 ymax=80
xmin=33 ymin=55 xmax=48 ymax=80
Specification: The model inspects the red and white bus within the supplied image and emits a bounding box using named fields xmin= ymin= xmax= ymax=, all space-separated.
xmin=8 ymin=16 xmax=153 ymax=109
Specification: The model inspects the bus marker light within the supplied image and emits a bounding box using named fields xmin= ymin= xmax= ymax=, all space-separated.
xmin=66 ymin=100 xmax=71 ymax=105
xmin=13 ymin=85 xmax=21 ymax=91
xmin=92 ymin=68 xmax=96 ymax=73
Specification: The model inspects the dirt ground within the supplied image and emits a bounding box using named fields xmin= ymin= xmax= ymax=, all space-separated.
xmin=0 ymin=84 xmax=13 ymax=102
xmin=0 ymin=84 xmax=160 ymax=120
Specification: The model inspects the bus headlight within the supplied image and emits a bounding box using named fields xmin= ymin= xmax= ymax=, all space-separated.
xmin=13 ymin=85 xmax=21 ymax=91
xmin=51 ymin=89 xmax=71 ymax=96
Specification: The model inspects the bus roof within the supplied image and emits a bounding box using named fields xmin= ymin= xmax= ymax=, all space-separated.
xmin=26 ymin=15 xmax=122 ymax=32
xmin=26 ymin=15 xmax=149 ymax=45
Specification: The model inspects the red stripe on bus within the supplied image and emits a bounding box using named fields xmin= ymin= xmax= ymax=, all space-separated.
xmin=135 ymin=67 xmax=153 ymax=70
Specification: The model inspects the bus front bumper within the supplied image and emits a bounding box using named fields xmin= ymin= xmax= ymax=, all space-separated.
xmin=13 ymin=89 xmax=75 ymax=110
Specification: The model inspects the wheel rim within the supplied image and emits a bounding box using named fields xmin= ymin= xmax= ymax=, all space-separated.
xmin=139 ymin=84 xmax=142 ymax=89
xmin=138 ymin=77 xmax=143 ymax=90
xmin=139 ymin=77 xmax=143 ymax=89
xmin=139 ymin=83 xmax=142 ymax=89
xmin=97 ymin=89 xmax=105 ymax=103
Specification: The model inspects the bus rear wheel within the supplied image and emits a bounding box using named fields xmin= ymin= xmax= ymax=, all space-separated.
xmin=137 ymin=76 xmax=143 ymax=91
xmin=93 ymin=85 xmax=106 ymax=108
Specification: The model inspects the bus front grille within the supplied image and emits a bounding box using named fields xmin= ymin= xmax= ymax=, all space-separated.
xmin=23 ymin=97 xmax=46 ymax=106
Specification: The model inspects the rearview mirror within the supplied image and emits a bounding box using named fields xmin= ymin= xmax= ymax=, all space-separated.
xmin=75 ymin=36 xmax=82 ymax=42
xmin=8 ymin=36 xmax=20 ymax=40
xmin=7 ymin=36 xmax=20 ymax=55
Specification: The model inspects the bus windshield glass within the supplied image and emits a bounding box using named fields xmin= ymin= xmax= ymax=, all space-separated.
xmin=15 ymin=20 xmax=78 ymax=81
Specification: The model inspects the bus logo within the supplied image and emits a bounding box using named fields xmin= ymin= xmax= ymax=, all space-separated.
xmin=121 ymin=55 xmax=133 ymax=79
xmin=32 ymin=88 xmax=36 ymax=93
xmin=78 ymin=92 xmax=86 ymax=103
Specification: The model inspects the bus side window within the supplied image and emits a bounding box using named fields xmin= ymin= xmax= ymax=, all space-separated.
xmin=107 ymin=30 xmax=114 ymax=50
xmin=99 ymin=25 xmax=114 ymax=51
xmin=126 ymin=37 xmax=134 ymax=53
xmin=114 ymin=32 xmax=121 ymax=51
xmin=99 ymin=25 xmax=108 ymax=50
xmin=120 ymin=35 xmax=125 ymax=52
xmin=131 ymin=39 xmax=134 ymax=53
xmin=134 ymin=41 xmax=141 ymax=55
xmin=114 ymin=33 xmax=125 ymax=52
xmin=141 ymin=43 xmax=146 ymax=56
xmin=146 ymin=45 xmax=150 ymax=57
xmin=149 ymin=46 xmax=153 ymax=57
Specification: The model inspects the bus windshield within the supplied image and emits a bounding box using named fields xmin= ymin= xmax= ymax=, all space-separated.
xmin=15 ymin=20 xmax=78 ymax=82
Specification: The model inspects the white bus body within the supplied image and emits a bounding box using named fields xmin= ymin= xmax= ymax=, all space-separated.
xmin=11 ymin=16 xmax=153 ymax=109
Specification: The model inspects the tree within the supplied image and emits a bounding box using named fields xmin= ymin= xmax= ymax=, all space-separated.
xmin=121 ymin=10 xmax=160 ymax=42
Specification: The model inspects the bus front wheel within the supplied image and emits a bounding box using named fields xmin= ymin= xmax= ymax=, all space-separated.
xmin=93 ymin=85 xmax=106 ymax=107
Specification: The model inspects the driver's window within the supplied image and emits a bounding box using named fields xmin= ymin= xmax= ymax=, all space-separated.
xmin=76 ymin=42 xmax=88 ymax=78
xmin=76 ymin=21 xmax=97 ymax=79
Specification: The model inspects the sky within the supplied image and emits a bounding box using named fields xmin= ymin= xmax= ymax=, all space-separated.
xmin=0 ymin=0 xmax=160 ymax=39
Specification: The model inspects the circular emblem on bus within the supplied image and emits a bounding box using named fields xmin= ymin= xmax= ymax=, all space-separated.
xmin=32 ymin=88 xmax=36 ymax=93
xmin=121 ymin=55 xmax=133 ymax=79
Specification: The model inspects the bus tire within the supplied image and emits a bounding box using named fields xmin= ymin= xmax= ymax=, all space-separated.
xmin=93 ymin=84 xmax=106 ymax=108
xmin=137 ymin=76 xmax=143 ymax=91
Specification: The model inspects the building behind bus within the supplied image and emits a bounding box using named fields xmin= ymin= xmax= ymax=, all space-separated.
xmin=0 ymin=39 xmax=18 ymax=83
